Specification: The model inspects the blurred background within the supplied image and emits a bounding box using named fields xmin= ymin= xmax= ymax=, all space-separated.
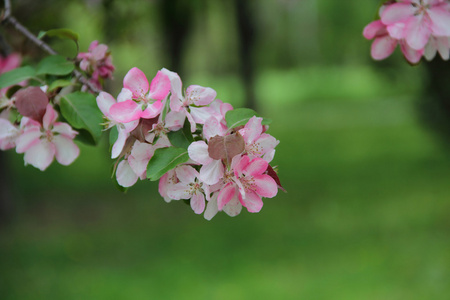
xmin=1 ymin=0 xmax=450 ymax=299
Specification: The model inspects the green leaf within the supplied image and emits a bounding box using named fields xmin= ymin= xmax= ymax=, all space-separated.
xmin=0 ymin=66 xmax=36 ymax=89
xmin=147 ymin=147 xmax=189 ymax=181
xmin=167 ymin=119 xmax=193 ymax=149
xmin=44 ymin=28 xmax=79 ymax=42
xmin=109 ymin=126 xmax=118 ymax=149
xmin=225 ymin=108 xmax=272 ymax=129
xmin=48 ymin=79 xmax=73 ymax=92
xmin=60 ymin=92 xmax=103 ymax=145
xmin=36 ymin=55 xmax=74 ymax=76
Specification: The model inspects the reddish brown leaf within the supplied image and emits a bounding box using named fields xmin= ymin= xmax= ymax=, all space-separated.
xmin=14 ymin=86 xmax=49 ymax=122
xmin=208 ymin=132 xmax=245 ymax=162
xmin=266 ymin=164 xmax=286 ymax=193
xmin=130 ymin=117 xmax=158 ymax=143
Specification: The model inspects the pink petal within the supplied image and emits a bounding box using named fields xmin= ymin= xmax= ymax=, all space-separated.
xmin=381 ymin=3 xmax=416 ymax=25
xmin=222 ymin=192 xmax=242 ymax=217
xmin=217 ymin=182 xmax=237 ymax=210
xmin=400 ymin=41 xmax=424 ymax=63
xmin=96 ymin=92 xmax=116 ymax=116
xmin=234 ymin=155 xmax=250 ymax=176
xmin=185 ymin=85 xmax=217 ymax=106
xmin=243 ymin=116 xmax=263 ymax=144
xmin=199 ymin=159 xmax=224 ymax=185
xmin=141 ymin=100 xmax=164 ymax=119
xmin=190 ymin=106 xmax=220 ymax=125
xmin=363 ymin=20 xmax=386 ymax=39
xmin=15 ymin=127 xmax=41 ymax=153
xmin=243 ymin=157 xmax=268 ymax=176
xmin=42 ymin=104 xmax=57 ymax=130
xmin=175 ymin=165 xmax=198 ymax=183
xmin=428 ymin=6 xmax=450 ymax=36
xmin=109 ymin=100 xmax=142 ymax=123
xmin=191 ymin=192 xmax=205 ymax=214
xmin=386 ymin=23 xmax=406 ymax=39
xmin=186 ymin=111 xmax=197 ymax=133
xmin=111 ymin=129 xmax=128 ymax=159
xmin=0 ymin=119 xmax=19 ymax=150
xmin=253 ymin=134 xmax=279 ymax=157
xmin=123 ymin=67 xmax=149 ymax=98
xmin=128 ymin=141 xmax=155 ymax=176
xmin=160 ymin=68 xmax=183 ymax=102
xmin=371 ymin=36 xmax=398 ymax=60
xmin=165 ymin=110 xmax=185 ymax=131
xmin=239 ymin=190 xmax=263 ymax=213
xmin=24 ymin=140 xmax=55 ymax=171
xmin=188 ymin=141 xmax=212 ymax=165
xmin=148 ymin=71 xmax=171 ymax=101
xmin=204 ymin=116 xmax=226 ymax=141
xmin=204 ymin=192 xmax=219 ymax=220
xmin=92 ymin=44 xmax=108 ymax=60
xmin=53 ymin=135 xmax=80 ymax=166
xmin=116 ymin=160 xmax=138 ymax=187
xmin=53 ymin=122 xmax=78 ymax=139
xmin=405 ymin=15 xmax=432 ymax=50
xmin=117 ymin=88 xmax=133 ymax=102
xmin=167 ymin=182 xmax=191 ymax=200
xmin=253 ymin=174 xmax=278 ymax=198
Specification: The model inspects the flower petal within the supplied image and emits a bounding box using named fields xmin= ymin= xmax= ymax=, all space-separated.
xmin=239 ymin=190 xmax=263 ymax=213
xmin=167 ymin=182 xmax=191 ymax=200
xmin=217 ymin=182 xmax=237 ymax=210
xmin=243 ymin=157 xmax=268 ymax=176
xmin=188 ymin=141 xmax=212 ymax=165
xmin=109 ymin=100 xmax=142 ymax=123
xmin=15 ymin=127 xmax=41 ymax=153
xmin=253 ymin=174 xmax=278 ymax=198
xmin=371 ymin=36 xmax=398 ymax=60
xmin=53 ymin=135 xmax=80 ymax=166
xmin=363 ymin=20 xmax=386 ymax=39
xmin=141 ymin=100 xmax=164 ymax=119
xmin=175 ymin=165 xmax=198 ymax=183
xmin=186 ymin=85 xmax=217 ymax=106
xmin=381 ymin=3 xmax=416 ymax=25
xmin=204 ymin=192 xmax=219 ymax=220
xmin=148 ymin=71 xmax=171 ymax=101
xmin=123 ymin=67 xmax=149 ymax=98
xmin=24 ymin=140 xmax=55 ymax=171
xmin=96 ymin=92 xmax=116 ymax=116
xmin=191 ymin=192 xmax=205 ymax=214
xmin=116 ymin=160 xmax=138 ymax=187
xmin=199 ymin=159 xmax=224 ymax=185
xmin=428 ymin=6 xmax=450 ymax=36
xmin=42 ymin=104 xmax=57 ymax=130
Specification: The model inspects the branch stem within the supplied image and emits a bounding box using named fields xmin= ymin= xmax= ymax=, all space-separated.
xmin=1 ymin=0 xmax=100 ymax=94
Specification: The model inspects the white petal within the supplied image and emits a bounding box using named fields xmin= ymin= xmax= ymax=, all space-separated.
xmin=53 ymin=135 xmax=80 ymax=166
xmin=116 ymin=160 xmax=138 ymax=187
xmin=24 ymin=140 xmax=55 ymax=171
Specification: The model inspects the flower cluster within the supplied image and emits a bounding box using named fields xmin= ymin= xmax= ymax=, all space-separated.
xmin=77 ymin=40 xmax=115 ymax=90
xmin=98 ymin=67 xmax=283 ymax=220
xmin=0 ymin=40 xmax=116 ymax=171
xmin=0 ymin=87 xmax=79 ymax=170
xmin=363 ymin=0 xmax=450 ymax=63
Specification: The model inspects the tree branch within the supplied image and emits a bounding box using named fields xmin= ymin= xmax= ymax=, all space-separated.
xmin=1 ymin=0 xmax=101 ymax=94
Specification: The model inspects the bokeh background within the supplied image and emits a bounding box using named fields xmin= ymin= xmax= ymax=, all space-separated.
xmin=1 ymin=0 xmax=450 ymax=299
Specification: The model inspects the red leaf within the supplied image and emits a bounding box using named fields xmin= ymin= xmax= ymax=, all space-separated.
xmin=208 ymin=132 xmax=245 ymax=163
xmin=266 ymin=164 xmax=286 ymax=193
xmin=14 ymin=87 xmax=49 ymax=123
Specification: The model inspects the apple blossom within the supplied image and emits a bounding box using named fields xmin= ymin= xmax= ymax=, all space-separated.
xmin=15 ymin=104 xmax=79 ymax=171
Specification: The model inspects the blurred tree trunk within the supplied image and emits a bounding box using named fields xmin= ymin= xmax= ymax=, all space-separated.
xmin=157 ymin=0 xmax=193 ymax=75
xmin=420 ymin=60 xmax=450 ymax=145
xmin=236 ymin=0 xmax=256 ymax=111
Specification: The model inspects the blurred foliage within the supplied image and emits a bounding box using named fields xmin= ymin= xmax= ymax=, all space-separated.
xmin=1 ymin=0 xmax=450 ymax=299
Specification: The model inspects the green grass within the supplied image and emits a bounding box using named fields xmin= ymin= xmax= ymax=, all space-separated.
xmin=1 ymin=72 xmax=450 ymax=299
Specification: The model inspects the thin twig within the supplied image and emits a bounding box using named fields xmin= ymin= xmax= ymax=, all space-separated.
xmin=1 ymin=0 xmax=101 ymax=94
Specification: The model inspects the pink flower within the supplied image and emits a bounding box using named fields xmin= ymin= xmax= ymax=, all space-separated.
xmin=424 ymin=36 xmax=450 ymax=60
xmin=187 ymin=117 xmax=227 ymax=185
xmin=15 ymin=104 xmax=79 ymax=171
xmin=77 ymin=40 xmax=115 ymax=88
xmin=109 ymin=68 xmax=170 ymax=123
xmin=96 ymin=91 xmax=139 ymax=159
xmin=158 ymin=169 xmax=179 ymax=203
xmin=239 ymin=116 xmax=279 ymax=162
xmin=217 ymin=155 xmax=278 ymax=214
xmin=381 ymin=0 xmax=450 ymax=51
xmin=363 ymin=19 xmax=424 ymax=63
xmin=166 ymin=165 xmax=211 ymax=214
xmin=160 ymin=68 xmax=218 ymax=132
